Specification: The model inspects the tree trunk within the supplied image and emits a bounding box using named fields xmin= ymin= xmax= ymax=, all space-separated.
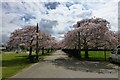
xmin=104 ymin=47 xmax=106 ymax=61
xmin=29 ymin=46 xmax=32 ymax=57
xmin=47 ymin=49 xmax=49 ymax=53
xmin=77 ymin=50 xmax=81 ymax=60
xmin=78 ymin=31 xmax=81 ymax=59
xmin=42 ymin=47 xmax=44 ymax=55
xmin=85 ymin=47 xmax=89 ymax=60
xmin=51 ymin=48 xmax=54 ymax=52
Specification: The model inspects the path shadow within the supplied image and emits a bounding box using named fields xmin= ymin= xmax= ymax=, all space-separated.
xmin=50 ymin=57 xmax=118 ymax=73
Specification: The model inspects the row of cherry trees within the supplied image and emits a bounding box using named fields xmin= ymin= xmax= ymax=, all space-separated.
xmin=60 ymin=18 xmax=118 ymax=59
xmin=8 ymin=24 xmax=58 ymax=61
xmin=7 ymin=18 xmax=119 ymax=60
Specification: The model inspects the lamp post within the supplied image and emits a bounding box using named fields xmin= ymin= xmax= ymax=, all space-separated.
xmin=36 ymin=23 xmax=39 ymax=61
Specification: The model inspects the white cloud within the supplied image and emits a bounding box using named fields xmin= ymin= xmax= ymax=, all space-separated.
xmin=91 ymin=1 xmax=118 ymax=31
xmin=2 ymin=0 xmax=119 ymax=2
xmin=1 ymin=0 xmax=119 ymax=43
xmin=2 ymin=13 xmax=22 ymax=34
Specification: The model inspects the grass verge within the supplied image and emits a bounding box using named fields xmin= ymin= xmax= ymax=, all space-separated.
xmin=1 ymin=52 xmax=34 ymax=79
xmin=1 ymin=50 xmax=55 ymax=79
xmin=81 ymin=51 xmax=110 ymax=61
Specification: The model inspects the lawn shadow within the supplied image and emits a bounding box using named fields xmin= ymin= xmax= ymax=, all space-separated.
xmin=2 ymin=53 xmax=50 ymax=68
xmin=2 ymin=56 xmax=31 ymax=67
xmin=15 ymin=55 xmax=29 ymax=57
xmin=51 ymin=57 xmax=118 ymax=73
xmin=87 ymin=57 xmax=108 ymax=61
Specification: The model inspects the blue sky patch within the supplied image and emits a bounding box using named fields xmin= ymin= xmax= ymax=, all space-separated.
xmin=45 ymin=2 xmax=60 ymax=10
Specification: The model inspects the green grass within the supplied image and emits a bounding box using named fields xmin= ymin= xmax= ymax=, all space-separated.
xmin=1 ymin=50 xmax=109 ymax=79
xmin=81 ymin=51 xmax=111 ymax=61
xmin=1 ymin=52 xmax=34 ymax=79
xmin=1 ymin=50 xmax=54 ymax=79
xmin=39 ymin=50 xmax=55 ymax=59
xmin=0 ymin=52 xmax=2 ymax=80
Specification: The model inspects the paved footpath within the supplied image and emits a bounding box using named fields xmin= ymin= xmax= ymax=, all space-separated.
xmin=11 ymin=50 xmax=119 ymax=78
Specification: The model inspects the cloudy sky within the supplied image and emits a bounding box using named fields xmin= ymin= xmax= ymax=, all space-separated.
xmin=1 ymin=0 xmax=119 ymax=44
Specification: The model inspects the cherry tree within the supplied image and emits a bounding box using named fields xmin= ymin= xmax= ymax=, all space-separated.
xmin=8 ymin=26 xmax=37 ymax=56
xmin=62 ymin=18 xmax=118 ymax=59
xmin=115 ymin=31 xmax=120 ymax=45
xmin=76 ymin=18 xmax=118 ymax=48
xmin=8 ymin=25 xmax=56 ymax=57
xmin=38 ymin=33 xmax=57 ymax=54
xmin=44 ymin=37 xmax=58 ymax=52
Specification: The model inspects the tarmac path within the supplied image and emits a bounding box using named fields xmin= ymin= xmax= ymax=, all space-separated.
xmin=11 ymin=50 xmax=119 ymax=78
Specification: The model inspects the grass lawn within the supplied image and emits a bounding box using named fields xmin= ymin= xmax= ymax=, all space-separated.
xmin=1 ymin=52 xmax=34 ymax=79
xmin=1 ymin=50 xmax=54 ymax=79
xmin=0 ymin=52 xmax=2 ymax=80
xmin=81 ymin=51 xmax=111 ymax=61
